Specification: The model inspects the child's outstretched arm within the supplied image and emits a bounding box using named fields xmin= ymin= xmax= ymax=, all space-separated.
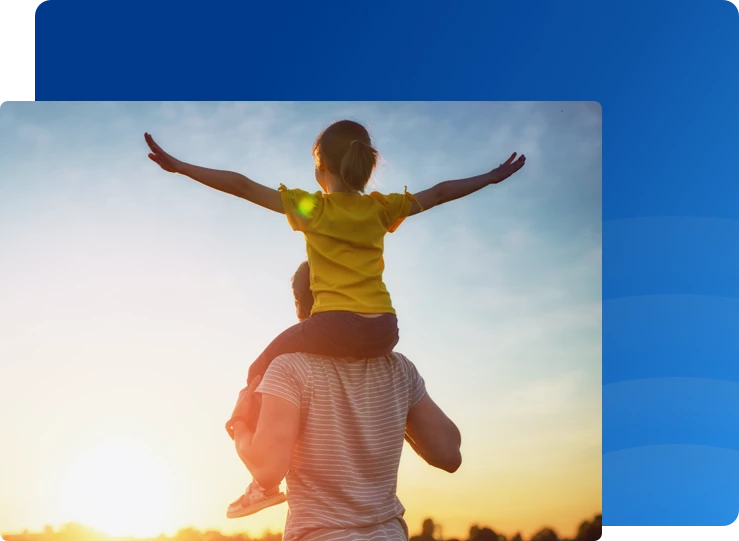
xmin=145 ymin=133 xmax=284 ymax=214
xmin=409 ymin=152 xmax=526 ymax=215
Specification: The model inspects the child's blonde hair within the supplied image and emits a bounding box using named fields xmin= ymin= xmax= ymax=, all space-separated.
xmin=313 ymin=120 xmax=378 ymax=192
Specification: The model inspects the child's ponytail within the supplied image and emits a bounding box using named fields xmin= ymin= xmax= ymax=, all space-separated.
xmin=313 ymin=120 xmax=379 ymax=193
xmin=340 ymin=140 xmax=379 ymax=192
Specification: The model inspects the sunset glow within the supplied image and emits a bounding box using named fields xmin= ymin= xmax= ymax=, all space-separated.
xmin=59 ymin=439 xmax=173 ymax=537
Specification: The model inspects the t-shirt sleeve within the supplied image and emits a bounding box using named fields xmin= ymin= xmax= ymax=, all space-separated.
xmin=278 ymin=185 xmax=323 ymax=232
xmin=408 ymin=362 xmax=427 ymax=407
xmin=256 ymin=353 xmax=307 ymax=410
xmin=369 ymin=191 xmax=415 ymax=233
xmin=395 ymin=353 xmax=427 ymax=407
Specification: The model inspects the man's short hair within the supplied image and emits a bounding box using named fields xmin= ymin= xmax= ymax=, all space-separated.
xmin=292 ymin=260 xmax=313 ymax=320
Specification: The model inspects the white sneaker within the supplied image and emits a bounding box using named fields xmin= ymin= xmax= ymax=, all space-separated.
xmin=226 ymin=481 xmax=286 ymax=519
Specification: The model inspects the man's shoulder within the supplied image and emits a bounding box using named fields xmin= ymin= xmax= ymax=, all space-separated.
xmin=271 ymin=351 xmax=418 ymax=377
xmin=301 ymin=351 xmax=414 ymax=365
xmin=265 ymin=353 xmax=313 ymax=384
xmin=271 ymin=352 xmax=313 ymax=371
xmin=387 ymin=351 xmax=418 ymax=373
xmin=273 ymin=351 xmax=312 ymax=363
xmin=387 ymin=351 xmax=411 ymax=363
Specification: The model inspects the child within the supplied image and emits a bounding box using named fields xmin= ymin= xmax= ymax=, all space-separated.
xmin=144 ymin=120 xmax=526 ymax=517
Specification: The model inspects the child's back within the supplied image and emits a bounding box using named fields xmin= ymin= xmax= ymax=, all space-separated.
xmin=280 ymin=186 xmax=413 ymax=315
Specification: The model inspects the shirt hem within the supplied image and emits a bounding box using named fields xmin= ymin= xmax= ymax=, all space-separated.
xmin=311 ymin=305 xmax=397 ymax=316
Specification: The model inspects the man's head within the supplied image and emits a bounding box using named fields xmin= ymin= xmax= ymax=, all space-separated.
xmin=292 ymin=260 xmax=313 ymax=321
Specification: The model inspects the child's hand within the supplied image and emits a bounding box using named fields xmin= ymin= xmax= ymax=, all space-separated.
xmin=488 ymin=152 xmax=526 ymax=184
xmin=145 ymin=132 xmax=183 ymax=174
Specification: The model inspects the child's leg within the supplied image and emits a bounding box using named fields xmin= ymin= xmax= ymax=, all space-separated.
xmin=247 ymin=312 xmax=400 ymax=382
xmin=246 ymin=320 xmax=312 ymax=383
xmin=233 ymin=311 xmax=400 ymax=435
xmin=226 ymin=321 xmax=307 ymax=440
xmin=226 ymin=479 xmax=286 ymax=519
xmin=341 ymin=312 xmax=400 ymax=358
xmin=225 ymin=383 xmax=261 ymax=439
xmin=226 ymin=419 xmax=285 ymax=519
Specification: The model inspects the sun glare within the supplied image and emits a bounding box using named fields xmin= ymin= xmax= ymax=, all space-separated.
xmin=297 ymin=195 xmax=317 ymax=217
xmin=60 ymin=438 xmax=173 ymax=537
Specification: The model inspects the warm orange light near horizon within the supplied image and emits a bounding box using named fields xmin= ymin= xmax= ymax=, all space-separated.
xmin=59 ymin=438 xmax=173 ymax=538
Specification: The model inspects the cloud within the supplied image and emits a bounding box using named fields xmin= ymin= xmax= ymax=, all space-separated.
xmin=0 ymin=102 xmax=16 ymax=125
xmin=438 ymin=301 xmax=601 ymax=359
xmin=17 ymin=123 xmax=52 ymax=146
xmin=453 ymin=368 xmax=601 ymax=476
xmin=501 ymin=225 xmax=538 ymax=249
xmin=498 ymin=370 xmax=592 ymax=418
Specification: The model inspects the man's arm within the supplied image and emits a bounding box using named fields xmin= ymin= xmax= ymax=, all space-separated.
xmin=232 ymin=378 xmax=301 ymax=488
xmin=408 ymin=152 xmax=526 ymax=215
xmin=145 ymin=133 xmax=284 ymax=213
xmin=405 ymin=393 xmax=462 ymax=473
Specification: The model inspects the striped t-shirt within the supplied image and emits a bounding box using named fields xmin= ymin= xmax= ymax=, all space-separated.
xmin=256 ymin=351 xmax=427 ymax=541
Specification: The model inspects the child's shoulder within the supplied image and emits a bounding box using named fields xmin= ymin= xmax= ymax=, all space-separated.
xmin=279 ymin=184 xmax=322 ymax=197
xmin=367 ymin=191 xmax=404 ymax=206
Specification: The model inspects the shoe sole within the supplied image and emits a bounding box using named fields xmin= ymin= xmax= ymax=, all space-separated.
xmin=226 ymin=493 xmax=287 ymax=519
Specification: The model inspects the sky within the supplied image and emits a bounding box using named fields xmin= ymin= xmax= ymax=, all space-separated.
xmin=0 ymin=102 xmax=601 ymax=540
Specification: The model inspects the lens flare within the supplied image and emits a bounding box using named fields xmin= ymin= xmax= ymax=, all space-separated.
xmin=297 ymin=195 xmax=317 ymax=217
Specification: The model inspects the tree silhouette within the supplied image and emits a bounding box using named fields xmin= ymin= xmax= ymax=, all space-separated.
xmin=574 ymin=514 xmax=602 ymax=541
xmin=530 ymin=527 xmax=559 ymax=541
xmin=410 ymin=518 xmax=437 ymax=541
xmin=3 ymin=513 xmax=602 ymax=541
xmin=175 ymin=528 xmax=202 ymax=541
xmin=203 ymin=531 xmax=231 ymax=541
xmin=475 ymin=528 xmax=498 ymax=541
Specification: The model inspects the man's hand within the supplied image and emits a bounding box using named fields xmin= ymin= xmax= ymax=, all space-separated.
xmin=226 ymin=374 xmax=263 ymax=439
xmin=487 ymin=152 xmax=526 ymax=184
xmin=242 ymin=374 xmax=262 ymax=412
xmin=248 ymin=358 xmax=271 ymax=385
xmin=145 ymin=132 xmax=184 ymax=174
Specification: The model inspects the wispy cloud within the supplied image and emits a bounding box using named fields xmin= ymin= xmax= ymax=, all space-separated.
xmin=17 ymin=123 xmax=53 ymax=146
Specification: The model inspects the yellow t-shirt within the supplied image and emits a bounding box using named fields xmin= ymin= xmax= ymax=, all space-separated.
xmin=279 ymin=184 xmax=416 ymax=316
